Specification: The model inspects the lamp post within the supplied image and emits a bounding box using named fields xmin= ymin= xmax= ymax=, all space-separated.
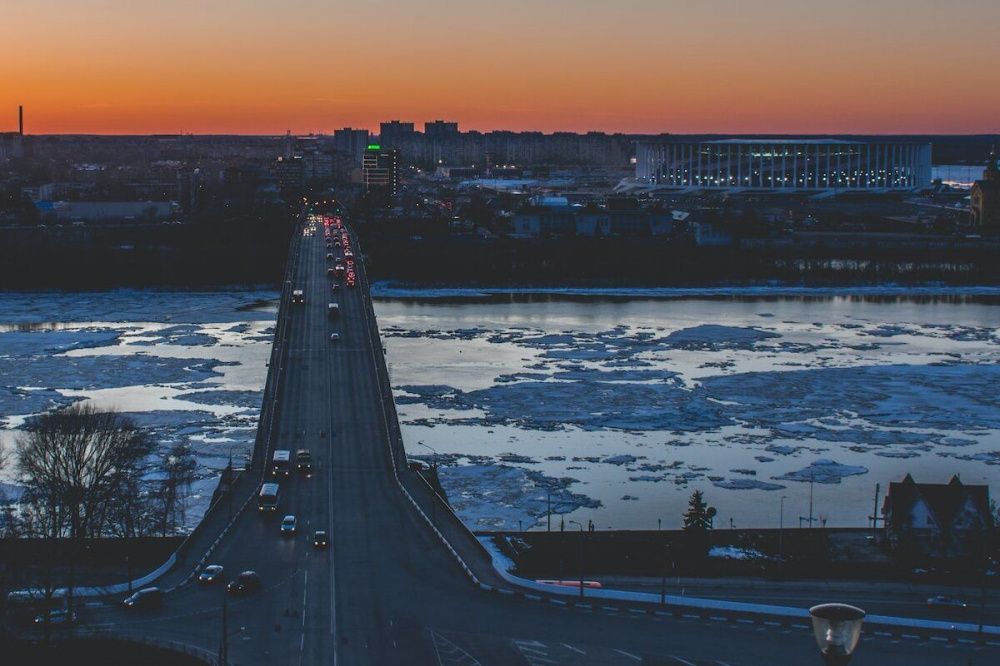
xmin=779 ymin=495 xmax=787 ymax=578
xmin=809 ymin=603 xmax=865 ymax=665
xmin=417 ymin=442 xmax=438 ymax=525
xmin=568 ymin=520 xmax=586 ymax=599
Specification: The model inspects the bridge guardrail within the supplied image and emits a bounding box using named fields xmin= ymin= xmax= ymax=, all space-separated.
xmin=353 ymin=231 xmax=490 ymax=587
xmin=24 ymin=217 xmax=307 ymax=602
xmin=352 ymin=228 xmax=1000 ymax=646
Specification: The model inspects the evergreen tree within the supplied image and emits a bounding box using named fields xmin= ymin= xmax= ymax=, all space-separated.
xmin=682 ymin=490 xmax=716 ymax=532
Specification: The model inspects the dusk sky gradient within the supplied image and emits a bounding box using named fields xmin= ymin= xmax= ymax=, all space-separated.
xmin=2 ymin=0 xmax=999 ymax=135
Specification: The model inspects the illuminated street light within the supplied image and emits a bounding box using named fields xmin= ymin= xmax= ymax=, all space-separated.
xmin=809 ymin=603 xmax=865 ymax=665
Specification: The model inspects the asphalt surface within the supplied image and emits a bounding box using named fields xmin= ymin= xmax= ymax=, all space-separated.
xmin=78 ymin=215 xmax=1000 ymax=665
xmin=592 ymin=575 xmax=1000 ymax=626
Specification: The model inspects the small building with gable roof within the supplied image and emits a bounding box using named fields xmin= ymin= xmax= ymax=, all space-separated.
xmin=882 ymin=474 xmax=992 ymax=563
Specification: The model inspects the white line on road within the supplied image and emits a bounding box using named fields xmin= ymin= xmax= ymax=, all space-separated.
xmin=301 ymin=569 xmax=308 ymax=628
xmin=614 ymin=648 xmax=642 ymax=661
xmin=561 ymin=643 xmax=586 ymax=655
xmin=670 ymin=657 xmax=696 ymax=666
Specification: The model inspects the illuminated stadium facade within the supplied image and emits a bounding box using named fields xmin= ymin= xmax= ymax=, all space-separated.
xmin=635 ymin=139 xmax=932 ymax=191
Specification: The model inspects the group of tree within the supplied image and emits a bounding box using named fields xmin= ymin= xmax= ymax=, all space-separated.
xmin=1 ymin=404 xmax=197 ymax=634
xmin=10 ymin=404 xmax=196 ymax=541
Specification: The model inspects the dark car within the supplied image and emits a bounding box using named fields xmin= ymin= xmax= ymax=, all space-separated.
xmin=198 ymin=564 xmax=224 ymax=584
xmin=296 ymin=449 xmax=313 ymax=474
xmin=34 ymin=609 xmax=77 ymax=626
xmin=123 ymin=587 xmax=164 ymax=610
xmin=313 ymin=530 xmax=329 ymax=549
xmin=227 ymin=571 xmax=261 ymax=596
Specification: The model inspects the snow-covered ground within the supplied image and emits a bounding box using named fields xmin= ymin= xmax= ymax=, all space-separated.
xmin=375 ymin=292 xmax=1000 ymax=531
xmin=0 ymin=289 xmax=278 ymax=530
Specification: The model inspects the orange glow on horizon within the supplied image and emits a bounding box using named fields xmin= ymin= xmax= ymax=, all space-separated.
xmin=2 ymin=1 xmax=998 ymax=136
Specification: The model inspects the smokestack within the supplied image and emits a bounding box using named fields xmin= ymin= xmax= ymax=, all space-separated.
xmin=18 ymin=106 xmax=23 ymax=136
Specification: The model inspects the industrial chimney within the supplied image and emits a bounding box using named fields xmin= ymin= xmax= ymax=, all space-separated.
xmin=18 ymin=106 xmax=23 ymax=135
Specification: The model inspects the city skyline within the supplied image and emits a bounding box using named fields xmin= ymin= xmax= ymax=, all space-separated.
xmin=3 ymin=0 xmax=999 ymax=136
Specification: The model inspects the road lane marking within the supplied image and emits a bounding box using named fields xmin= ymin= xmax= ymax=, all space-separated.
xmin=614 ymin=649 xmax=642 ymax=661
xmin=301 ymin=569 xmax=308 ymax=629
xmin=561 ymin=643 xmax=586 ymax=655
xmin=671 ymin=657 xmax=697 ymax=666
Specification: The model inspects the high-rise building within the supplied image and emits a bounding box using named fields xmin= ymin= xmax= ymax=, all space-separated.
xmin=333 ymin=127 xmax=370 ymax=166
xmin=424 ymin=120 xmax=459 ymax=138
xmin=971 ymin=150 xmax=1000 ymax=229
xmin=274 ymin=155 xmax=305 ymax=191
xmin=362 ymin=144 xmax=400 ymax=202
xmin=379 ymin=120 xmax=415 ymax=147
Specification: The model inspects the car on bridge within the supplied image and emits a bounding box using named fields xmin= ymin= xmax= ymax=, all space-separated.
xmin=281 ymin=515 xmax=297 ymax=537
xmin=330 ymin=333 xmax=340 ymax=343
xmin=927 ymin=595 xmax=967 ymax=609
xmin=226 ymin=571 xmax=261 ymax=596
xmin=198 ymin=564 xmax=224 ymax=584
xmin=291 ymin=289 xmax=304 ymax=304
xmin=122 ymin=587 xmax=164 ymax=610
xmin=296 ymin=449 xmax=313 ymax=474
xmin=313 ymin=530 xmax=329 ymax=549
xmin=34 ymin=608 xmax=77 ymax=626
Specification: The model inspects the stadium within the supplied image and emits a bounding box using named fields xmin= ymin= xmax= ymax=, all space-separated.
xmin=634 ymin=139 xmax=932 ymax=192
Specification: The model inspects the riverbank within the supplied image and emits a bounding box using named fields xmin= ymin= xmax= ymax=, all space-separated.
xmin=358 ymin=232 xmax=1000 ymax=287
xmin=0 ymin=221 xmax=293 ymax=289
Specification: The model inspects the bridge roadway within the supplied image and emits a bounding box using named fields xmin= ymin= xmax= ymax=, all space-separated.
xmin=83 ymin=217 xmax=1000 ymax=665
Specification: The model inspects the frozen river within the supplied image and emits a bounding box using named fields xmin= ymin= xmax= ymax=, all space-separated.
xmin=376 ymin=287 xmax=1000 ymax=531
xmin=1 ymin=287 xmax=998 ymax=532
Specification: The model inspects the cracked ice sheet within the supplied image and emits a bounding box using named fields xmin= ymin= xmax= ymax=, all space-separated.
xmin=0 ymin=289 xmax=278 ymax=528
xmin=377 ymin=294 xmax=1000 ymax=530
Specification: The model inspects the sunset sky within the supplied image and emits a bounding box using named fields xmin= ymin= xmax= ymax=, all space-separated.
xmin=2 ymin=0 xmax=998 ymax=135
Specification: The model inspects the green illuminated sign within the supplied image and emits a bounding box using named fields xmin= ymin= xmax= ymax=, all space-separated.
xmin=366 ymin=144 xmax=381 ymax=150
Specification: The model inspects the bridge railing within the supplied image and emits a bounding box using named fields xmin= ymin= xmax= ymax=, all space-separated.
xmin=250 ymin=220 xmax=302 ymax=471
xmin=352 ymin=231 xmax=498 ymax=587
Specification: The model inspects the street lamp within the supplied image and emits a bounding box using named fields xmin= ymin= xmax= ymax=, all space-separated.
xmin=417 ymin=442 xmax=438 ymax=525
xmin=567 ymin=520 xmax=586 ymax=599
xmin=779 ymin=495 xmax=787 ymax=578
xmin=809 ymin=603 xmax=865 ymax=665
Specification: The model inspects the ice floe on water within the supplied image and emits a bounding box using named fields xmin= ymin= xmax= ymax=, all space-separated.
xmin=775 ymin=459 xmax=868 ymax=484
xmin=378 ymin=294 xmax=1000 ymax=530
xmin=0 ymin=290 xmax=278 ymax=527
xmin=437 ymin=464 xmax=601 ymax=530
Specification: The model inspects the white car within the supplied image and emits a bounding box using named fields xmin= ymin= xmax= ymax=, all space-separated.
xmin=329 ymin=333 xmax=340 ymax=343
xmin=281 ymin=515 xmax=297 ymax=536
xmin=926 ymin=595 xmax=967 ymax=609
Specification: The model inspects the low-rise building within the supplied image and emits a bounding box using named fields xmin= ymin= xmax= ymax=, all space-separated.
xmin=34 ymin=200 xmax=178 ymax=222
xmin=882 ymin=474 xmax=992 ymax=562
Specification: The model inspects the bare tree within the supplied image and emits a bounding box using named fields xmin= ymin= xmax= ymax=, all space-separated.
xmin=16 ymin=403 xmax=152 ymax=540
xmin=156 ymin=443 xmax=197 ymax=535
xmin=15 ymin=404 xmax=153 ymax=618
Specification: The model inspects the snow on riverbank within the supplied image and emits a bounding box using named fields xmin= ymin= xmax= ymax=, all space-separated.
xmin=0 ymin=290 xmax=278 ymax=530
